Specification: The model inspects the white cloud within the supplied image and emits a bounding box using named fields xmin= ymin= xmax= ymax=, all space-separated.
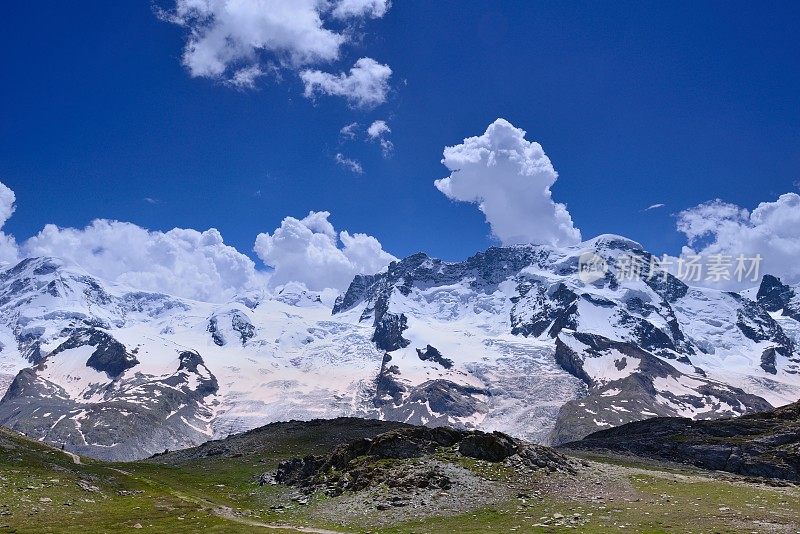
xmin=366 ymin=119 xmax=393 ymax=157
xmin=435 ymin=118 xmax=581 ymax=247
xmin=331 ymin=0 xmax=390 ymax=19
xmin=226 ymin=64 xmax=266 ymax=89
xmin=378 ymin=139 xmax=393 ymax=157
xmin=677 ymin=200 xmax=749 ymax=245
xmin=0 ymin=182 xmax=19 ymax=265
xmin=339 ymin=122 xmax=359 ymax=140
xmin=162 ymin=0 xmax=340 ymax=79
xmin=0 ymin=181 xmax=395 ymax=301
xmin=160 ymin=0 xmax=391 ymax=100
xmin=335 ymin=153 xmax=364 ymax=174
xmin=0 ymin=181 xmax=261 ymax=301
xmin=22 ymin=220 xmax=265 ymax=302
xmin=254 ymin=211 xmax=395 ymax=291
xmin=366 ymin=120 xmax=390 ymax=138
xmin=300 ymin=57 xmax=392 ymax=108
xmin=0 ymin=182 xmax=16 ymax=228
xmin=644 ymin=203 xmax=665 ymax=211
xmin=676 ymin=193 xmax=800 ymax=287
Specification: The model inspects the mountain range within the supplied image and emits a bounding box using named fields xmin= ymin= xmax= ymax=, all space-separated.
xmin=0 ymin=234 xmax=798 ymax=460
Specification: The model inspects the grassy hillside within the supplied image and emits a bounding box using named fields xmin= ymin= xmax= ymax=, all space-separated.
xmin=1 ymin=420 xmax=798 ymax=533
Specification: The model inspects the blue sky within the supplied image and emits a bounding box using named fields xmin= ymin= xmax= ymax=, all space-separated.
xmin=1 ymin=1 xmax=799 ymax=277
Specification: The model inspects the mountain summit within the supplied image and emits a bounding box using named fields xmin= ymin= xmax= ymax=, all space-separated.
xmin=0 ymin=238 xmax=798 ymax=460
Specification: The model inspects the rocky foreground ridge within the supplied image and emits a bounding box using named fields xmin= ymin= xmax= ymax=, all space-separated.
xmin=269 ymin=426 xmax=575 ymax=499
xmin=563 ymin=400 xmax=800 ymax=482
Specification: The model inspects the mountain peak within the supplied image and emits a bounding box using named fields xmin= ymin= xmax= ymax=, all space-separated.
xmin=3 ymin=256 xmax=69 ymax=278
xmin=757 ymin=274 xmax=795 ymax=310
xmin=582 ymin=234 xmax=643 ymax=252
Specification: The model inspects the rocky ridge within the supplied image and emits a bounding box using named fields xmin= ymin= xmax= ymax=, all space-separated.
xmin=268 ymin=425 xmax=576 ymax=508
xmin=333 ymin=236 xmax=800 ymax=442
xmin=563 ymin=400 xmax=800 ymax=482
xmin=0 ymin=235 xmax=798 ymax=459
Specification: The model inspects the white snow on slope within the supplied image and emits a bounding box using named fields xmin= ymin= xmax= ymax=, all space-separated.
xmin=0 ymin=237 xmax=798 ymax=456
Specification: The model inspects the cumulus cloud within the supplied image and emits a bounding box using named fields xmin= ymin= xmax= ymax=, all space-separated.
xmin=254 ymin=211 xmax=396 ymax=291
xmin=23 ymin=220 xmax=265 ymax=302
xmin=161 ymin=0 xmax=341 ymax=78
xmin=0 ymin=182 xmax=16 ymax=228
xmin=300 ymin=57 xmax=392 ymax=108
xmin=160 ymin=0 xmax=391 ymax=101
xmin=676 ymin=193 xmax=800 ymax=288
xmin=678 ymin=193 xmax=800 ymax=289
xmin=335 ymin=153 xmax=363 ymax=174
xmin=331 ymin=0 xmax=390 ymax=19
xmin=435 ymin=118 xmax=581 ymax=247
xmin=0 ymin=181 xmax=395 ymax=301
xmin=0 ymin=182 xmax=19 ymax=265
xmin=677 ymin=200 xmax=749 ymax=245
xmin=0 ymin=181 xmax=257 ymax=302
xmin=366 ymin=119 xmax=393 ymax=157
xmin=366 ymin=120 xmax=390 ymax=138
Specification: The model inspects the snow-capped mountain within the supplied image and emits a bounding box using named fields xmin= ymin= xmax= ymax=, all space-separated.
xmin=0 ymin=258 xmax=385 ymax=459
xmin=0 ymin=236 xmax=798 ymax=460
xmin=332 ymin=235 xmax=799 ymax=444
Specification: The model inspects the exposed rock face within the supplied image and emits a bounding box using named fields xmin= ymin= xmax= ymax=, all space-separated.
xmin=0 ymin=313 xmax=219 ymax=460
xmin=761 ymin=347 xmax=779 ymax=375
xmin=734 ymin=294 xmax=795 ymax=356
xmin=1 ymin=239 xmax=800 ymax=462
xmin=550 ymin=332 xmax=773 ymax=445
xmin=757 ymin=274 xmax=800 ymax=322
xmin=207 ymin=307 xmax=255 ymax=347
xmin=416 ymin=345 xmax=453 ymax=369
xmin=563 ymin=400 xmax=800 ymax=482
xmin=510 ymin=282 xmax=578 ymax=338
xmin=51 ymin=328 xmax=139 ymax=378
xmin=374 ymin=351 xmax=489 ymax=426
xmin=372 ymin=312 xmax=410 ymax=352
xmin=333 ymin=237 xmax=800 ymax=444
xmin=458 ymin=432 xmax=517 ymax=461
xmin=273 ymin=426 xmax=575 ymax=497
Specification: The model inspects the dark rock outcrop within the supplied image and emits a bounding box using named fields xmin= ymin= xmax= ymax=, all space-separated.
xmin=757 ymin=274 xmax=800 ymax=322
xmin=562 ymin=400 xmax=800 ymax=482
xmin=416 ymin=344 xmax=453 ymax=369
xmin=0 ymin=347 xmax=219 ymax=461
xmin=458 ymin=432 xmax=517 ymax=461
xmin=273 ymin=425 xmax=575 ymax=497
xmin=372 ymin=312 xmax=410 ymax=351
xmin=550 ymin=332 xmax=773 ymax=445
xmin=761 ymin=347 xmax=779 ymax=375
xmin=757 ymin=275 xmax=796 ymax=312
xmin=51 ymin=328 xmax=138 ymax=379
xmin=207 ymin=309 xmax=255 ymax=347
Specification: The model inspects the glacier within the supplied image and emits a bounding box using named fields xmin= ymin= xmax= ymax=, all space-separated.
xmin=0 ymin=236 xmax=798 ymax=460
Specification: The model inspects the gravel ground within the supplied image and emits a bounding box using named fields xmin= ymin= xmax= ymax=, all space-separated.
xmin=310 ymin=458 xmax=515 ymax=526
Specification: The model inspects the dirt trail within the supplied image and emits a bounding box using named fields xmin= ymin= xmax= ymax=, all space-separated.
xmin=212 ymin=506 xmax=344 ymax=533
xmin=104 ymin=467 xmax=342 ymax=533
